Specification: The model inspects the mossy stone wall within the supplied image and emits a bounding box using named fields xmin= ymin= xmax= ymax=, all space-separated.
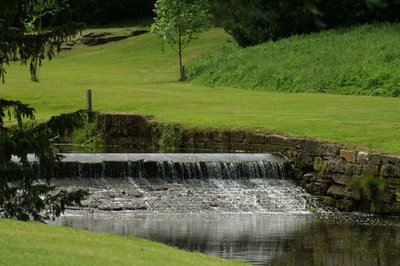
xmin=49 ymin=112 xmax=400 ymax=214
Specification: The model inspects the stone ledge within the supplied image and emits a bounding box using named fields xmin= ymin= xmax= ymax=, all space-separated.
xmin=47 ymin=112 xmax=400 ymax=214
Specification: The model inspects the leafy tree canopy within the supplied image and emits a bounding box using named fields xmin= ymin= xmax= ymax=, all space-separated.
xmin=0 ymin=0 xmax=84 ymax=82
xmin=152 ymin=0 xmax=211 ymax=80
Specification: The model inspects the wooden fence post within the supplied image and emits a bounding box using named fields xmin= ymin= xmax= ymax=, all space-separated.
xmin=86 ymin=90 xmax=92 ymax=122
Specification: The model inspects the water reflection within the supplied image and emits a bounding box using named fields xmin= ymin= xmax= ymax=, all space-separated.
xmin=53 ymin=212 xmax=400 ymax=265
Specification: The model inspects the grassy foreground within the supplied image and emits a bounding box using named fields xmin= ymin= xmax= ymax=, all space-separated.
xmin=0 ymin=218 xmax=246 ymax=265
xmin=188 ymin=23 xmax=400 ymax=97
xmin=1 ymin=27 xmax=400 ymax=154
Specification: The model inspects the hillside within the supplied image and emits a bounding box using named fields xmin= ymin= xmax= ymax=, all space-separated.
xmin=188 ymin=23 xmax=400 ymax=97
xmin=1 ymin=27 xmax=400 ymax=154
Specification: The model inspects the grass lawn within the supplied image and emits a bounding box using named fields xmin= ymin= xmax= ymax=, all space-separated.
xmin=1 ymin=27 xmax=400 ymax=154
xmin=0 ymin=218 xmax=246 ymax=265
xmin=188 ymin=23 xmax=400 ymax=97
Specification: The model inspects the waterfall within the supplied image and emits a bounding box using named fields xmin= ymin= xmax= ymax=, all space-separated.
xmin=46 ymin=153 xmax=323 ymax=214
xmin=54 ymin=153 xmax=292 ymax=180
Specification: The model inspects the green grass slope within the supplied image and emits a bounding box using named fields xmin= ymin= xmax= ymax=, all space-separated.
xmin=0 ymin=218 xmax=246 ymax=266
xmin=188 ymin=23 xmax=400 ymax=97
xmin=1 ymin=27 xmax=400 ymax=154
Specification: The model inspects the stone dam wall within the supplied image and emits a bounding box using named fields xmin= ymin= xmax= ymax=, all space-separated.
xmin=51 ymin=112 xmax=400 ymax=214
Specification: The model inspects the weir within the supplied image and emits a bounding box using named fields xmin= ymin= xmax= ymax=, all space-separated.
xmin=54 ymin=153 xmax=292 ymax=180
xmin=49 ymin=152 xmax=400 ymax=265
xmin=50 ymin=153 xmax=319 ymax=213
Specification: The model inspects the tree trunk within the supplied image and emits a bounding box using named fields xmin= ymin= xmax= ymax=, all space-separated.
xmin=31 ymin=18 xmax=42 ymax=82
xmin=178 ymin=29 xmax=186 ymax=81
xmin=178 ymin=52 xmax=185 ymax=81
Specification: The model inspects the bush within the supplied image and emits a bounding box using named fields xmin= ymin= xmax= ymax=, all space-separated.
xmin=221 ymin=0 xmax=400 ymax=47
xmin=70 ymin=0 xmax=155 ymax=25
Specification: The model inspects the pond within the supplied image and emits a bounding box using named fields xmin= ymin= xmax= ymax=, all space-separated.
xmin=53 ymin=210 xmax=400 ymax=265
xmin=49 ymin=153 xmax=400 ymax=265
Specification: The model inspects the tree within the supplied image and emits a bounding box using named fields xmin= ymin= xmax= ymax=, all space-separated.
xmin=24 ymin=0 xmax=70 ymax=82
xmin=151 ymin=0 xmax=211 ymax=81
xmin=0 ymin=100 xmax=88 ymax=222
xmin=0 ymin=0 xmax=84 ymax=83
xmin=0 ymin=0 xmax=88 ymax=222
xmin=218 ymin=0 xmax=400 ymax=47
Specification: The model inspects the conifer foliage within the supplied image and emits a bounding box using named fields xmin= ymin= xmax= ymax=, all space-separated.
xmin=0 ymin=1 xmax=88 ymax=222
xmin=0 ymin=0 xmax=84 ymax=82
xmin=0 ymin=100 xmax=88 ymax=222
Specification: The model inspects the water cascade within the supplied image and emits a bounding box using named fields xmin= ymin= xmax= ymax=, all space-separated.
xmin=54 ymin=153 xmax=292 ymax=180
xmin=49 ymin=153 xmax=400 ymax=265
xmin=49 ymin=153 xmax=320 ymax=213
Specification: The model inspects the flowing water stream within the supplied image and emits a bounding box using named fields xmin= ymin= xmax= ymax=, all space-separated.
xmin=50 ymin=153 xmax=400 ymax=265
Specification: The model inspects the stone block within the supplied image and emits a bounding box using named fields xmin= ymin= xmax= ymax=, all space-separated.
xmin=322 ymin=196 xmax=336 ymax=207
xmin=231 ymin=143 xmax=250 ymax=151
xmin=98 ymin=113 xmax=152 ymax=138
xmin=375 ymin=189 xmax=395 ymax=203
xmin=388 ymin=182 xmax=400 ymax=190
xmin=192 ymin=142 xmax=208 ymax=150
xmin=394 ymin=165 xmax=400 ymax=177
xmin=220 ymin=142 xmax=235 ymax=151
xmin=349 ymin=188 xmax=362 ymax=201
xmin=193 ymin=132 xmax=210 ymax=143
xmin=263 ymin=144 xmax=283 ymax=153
xmin=303 ymin=172 xmax=317 ymax=182
xmin=336 ymin=199 xmax=354 ymax=211
xmin=370 ymin=201 xmax=387 ymax=213
xmin=319 ymin=143 xmax=341 ymax=156
xmin=384 ymin=202 xmax=400 ymax=213
xmin=210 ymin=131 xmax=224 ymax=143
xmin=380 ymin=163 xmax=395 ymax=177
xmin=381 ymin=155 xmax=400 ymax=164
xmin=357 ymin=151 xmax=369 ymax=165
xmin=368 ymin=153 xmax=382 ymax=165
xmin=327 ymin=184 xmax=346 ymax=199
xmin=243 ymin=133 xmax=265 ymax=145
xmin=245 ymin=144 xmax=265 ymax=152
xmin=309 ymin=182 xmax=329 ymax=195
xmin=362 ymin=165 xmax=380 ymax=176
xmin=340 ymin=150 xmax=357 ymax=163
xmin=265 ymin=135 xmax=289 ymax=146
xmin=352 ymin=164 xmax=363 ymax=175
xmin=184 ymin=131 xmax=196 ymax=143
xmin=357 ymin=200 xmax=371 ymax=212
xmin=326 ymin=159 xmax=344 ymax=173
xmin=344 ymin=164 xmax=354 ymax=176
xmin=331 ymin=173 xmax=349 ymax=186
xmin=230 ymin=130 xmax=246 ymax=143
xmin=388 ymin=177 xmax=400 ymax=186
xmin=291 ymin=138 xmax=306 ymax=149
xmin=304 ymin=139 xmax=320 ymax=154
xmin=316 ymin=174 xmax=332 ymax=184
xmin=293 ymin=153 xmax=314 ymax=169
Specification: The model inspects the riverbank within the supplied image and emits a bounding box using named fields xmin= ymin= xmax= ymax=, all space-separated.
xmin=1 ymin=26 xmax=400 ymax=155
xmin=0 ymin=218 xmax=246 ymax=265
xmin=49 ymin=112 xmax=400 ymax=214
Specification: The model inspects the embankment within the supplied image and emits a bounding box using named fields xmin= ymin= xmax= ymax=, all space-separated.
xmin=49 ymin=112 xmax=400 ymax=214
